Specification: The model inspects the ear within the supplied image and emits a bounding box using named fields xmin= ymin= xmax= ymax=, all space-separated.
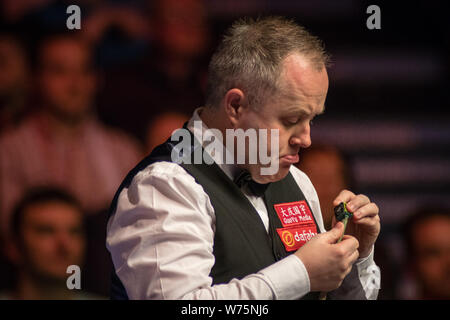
xmin=223 ymin=88 xmax=247 ymax=127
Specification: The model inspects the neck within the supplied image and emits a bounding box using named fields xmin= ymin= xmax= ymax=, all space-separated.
xmin=14 ymin=271 xmax=75 ymax=300
xmin=41 ymin=108 xmax=88 ymax=138
xmin=199 ymin=107 xmax=247 ymax=174
xmin=199 ymin=106 xmax=228 ymax=135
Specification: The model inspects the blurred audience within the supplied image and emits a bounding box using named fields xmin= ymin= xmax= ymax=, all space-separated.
xmin=1 ymin=186 xmax=104 ymax=299
xmin=0 ymin=33 xmax=30 ymax=132
xmin=295 ymin=144 xmax=352 ymax=231
xmin=146 ymin=111 xmax=189 ymax=153
xmin=0 ymin=32 xmax=143 ymax=241
xmin=399 ymin=207 xmax=450 ymax=300
xmin=1 ymin=0 xmax=53 ymax=24
xmin=82 ymin=2 xmax=150 ymax=46
xmin=98 ymin=0 xmax=211 ymax=143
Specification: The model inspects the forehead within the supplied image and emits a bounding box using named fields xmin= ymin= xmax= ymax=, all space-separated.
xmin=277 ymin=53 xmax=329 ymax=114
xmin=40 ymin=38 xmax=89 ymax=66
xmin=23 ymin=201 xmax=82 ymax=227
xmin=413 ymin=217 xmax=450 ymax=247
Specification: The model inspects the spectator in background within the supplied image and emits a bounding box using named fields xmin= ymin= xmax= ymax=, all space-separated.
xmin=1 ymin=187 xmax=104 ymax=299
xmin=400 ymin=207 xmax=450 ymax=300
xmin=98 ymin=0 xmax=211 ymax=143
xmin=0 ymin=33 xmax=30 ymax=132
xmin=145 ymin=111 xmax=189 ymax=153
xmin=295 ymin=144 xmax=352 ymax=231
xmin=0 ymin=32 xmax=143 ymax=241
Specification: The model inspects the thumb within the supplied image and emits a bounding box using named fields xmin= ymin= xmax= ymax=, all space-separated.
xmin=323 ymin=221 xmax=344 ymax=244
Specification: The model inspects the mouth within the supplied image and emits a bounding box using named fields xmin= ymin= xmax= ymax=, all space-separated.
xmin=280 ymin=153 xmax=299 ymax=164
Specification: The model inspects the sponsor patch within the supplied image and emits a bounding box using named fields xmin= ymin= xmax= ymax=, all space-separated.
xmin=276 ymin=224 xmax=318 ymax=252
xmin=274 ymin=200 xmax=314 ymax=227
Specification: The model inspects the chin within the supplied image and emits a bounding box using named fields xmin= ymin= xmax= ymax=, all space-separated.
xmin=252 ymin=165 xmax=291 ymax=184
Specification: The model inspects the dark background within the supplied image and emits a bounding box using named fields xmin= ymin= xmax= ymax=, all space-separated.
xmin=1 ymin=0 xmax=449 ymax=299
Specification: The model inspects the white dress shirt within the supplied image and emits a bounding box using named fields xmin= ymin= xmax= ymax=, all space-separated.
xmin=106 ymin=108 xmax=380 ymax=300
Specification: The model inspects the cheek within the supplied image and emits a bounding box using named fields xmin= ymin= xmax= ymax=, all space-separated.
xmin=42 ymin=76 xmax=67 ymax=98
xmin=82 ymin=75 xmax=96 ymax=95
xmin=273 ymin=130 xmax=290 ymax=150
xmin=24 ymin=235 xmax=55 ymax=260
xmin=417 ymin=257 xmax=442 ymax=280
xmin=72 ymin=237 xmax=86 ymax=259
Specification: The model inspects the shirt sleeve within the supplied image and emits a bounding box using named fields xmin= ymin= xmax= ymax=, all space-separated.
xmin=106 ymin=162 xmax=310 ymax=300
xmin=328 ymin=246 xmax=381 ymax=300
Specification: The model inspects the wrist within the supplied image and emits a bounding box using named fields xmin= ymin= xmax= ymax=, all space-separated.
xmin=358 ymin=245 xmax=374 ymax=261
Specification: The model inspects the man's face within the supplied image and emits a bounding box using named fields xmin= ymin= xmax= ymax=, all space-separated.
xmin=154 ymin=0 xmax=209 ymax=58
xmin=19 ymin=201 xmax=85 ymax=281
xmin=236 ymin=54 xmax=329 ymax=183
xmin=413 ymin=216 xmax=450 ymax=299
xmin=38 ymin=38 xmax=95 ymax=122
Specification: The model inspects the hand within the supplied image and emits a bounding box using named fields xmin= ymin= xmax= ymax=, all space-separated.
xmin=295 ymin=222 xmax=360 ymax=292
xmin=332 ymin=190 xmax=381 ymax=259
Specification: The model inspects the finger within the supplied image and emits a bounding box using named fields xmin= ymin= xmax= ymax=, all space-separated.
xmin=333 ymin=189 xmax=356 ymax=206
xmin=353 ymin=214 xmax=381 ymax=228
xmin=349 ymin=249 xmax=360 ymax=265
xmin=336 ymin=234 xmax=359 ymax=252
xmin=325 ymin=221 xmax=345 ymax=243
xmin=346 ymin=194 xmax=371 ymax=213
xmin=353 ymin=202 xmax=379 ymax=220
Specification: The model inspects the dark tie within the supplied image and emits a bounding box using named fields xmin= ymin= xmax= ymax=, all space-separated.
xmin=233 ymin=170 xmax=270 ymax=197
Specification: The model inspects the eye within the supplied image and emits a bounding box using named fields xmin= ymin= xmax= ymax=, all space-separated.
xmin=309 ymin=119 xmax=314 ymax=126
xmin=284 ymin=117 xmax=299 ymax=126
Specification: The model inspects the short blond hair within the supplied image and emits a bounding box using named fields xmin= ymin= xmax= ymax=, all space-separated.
xmin=205 ymin=16 xmax=330 ymax=110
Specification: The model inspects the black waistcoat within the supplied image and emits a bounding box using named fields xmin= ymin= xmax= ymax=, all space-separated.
xmin=108 ymin=129 xmax=321 ymax=300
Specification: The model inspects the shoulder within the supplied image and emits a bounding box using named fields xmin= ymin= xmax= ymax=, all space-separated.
xmin=0 ymin=117 xmax=38 ymax=159
xmin=132 ymin=161 xmax=195 ymax=183
xmin=123 ymin=160 xmax=212 ymax=209
xmin=73 ymin=291 xmax=108 ymax=300
xmin=0 ymin=116 xmax=35 ymax=145
xmin=94 ymin=121 xmax=144 ymax=155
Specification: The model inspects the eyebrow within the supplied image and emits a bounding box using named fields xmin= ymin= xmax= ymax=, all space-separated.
xmin=285 ymin=103 xmax=326 ymax=117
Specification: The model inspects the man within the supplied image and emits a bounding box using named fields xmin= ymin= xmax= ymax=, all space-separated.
xmin=0 ymin=32 xmax=142 ymax=240
xmin=401 ymin=207 xmax=450 ymax=299
xmin=97 ymin=0 xmax=210 ymax=142
xmin=107 ymin=17 xmax=381 ymax=300
xmin=2 ymin=187 xmax=103 ymax=299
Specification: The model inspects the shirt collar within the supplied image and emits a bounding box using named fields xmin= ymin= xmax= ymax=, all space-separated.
xmin=187 ymin=107 xmax=242 ymax=181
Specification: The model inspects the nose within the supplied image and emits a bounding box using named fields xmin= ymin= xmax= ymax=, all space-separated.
xmin=289 ymin=122 xmax=311 ymax=149
xmin=55 ymin=231 xmax=74 ymax=255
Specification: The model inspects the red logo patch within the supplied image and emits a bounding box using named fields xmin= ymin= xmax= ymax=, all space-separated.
xmin=274 ymin=200 xmax=314 ymax=227
xmin=276 ymin=224 xmax=318 ymax=252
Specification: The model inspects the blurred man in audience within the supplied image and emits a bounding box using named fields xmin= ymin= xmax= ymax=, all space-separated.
xmin=1 ymin=187 xmax=104 ymax=299
xmin=0 ymin=33 xmax=30 ymax=132
xmin=401 ymin=207 xmax=450 ymax=300
xmin=0 ymin=32 xmax=143 ymax=241
xmin=145 ymin=111 xmax=189 ymax=153
xmin=98 ymin=0 xmax=211 ymax=142
xmin=296 ymin=145 xmax=352 ymax=230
